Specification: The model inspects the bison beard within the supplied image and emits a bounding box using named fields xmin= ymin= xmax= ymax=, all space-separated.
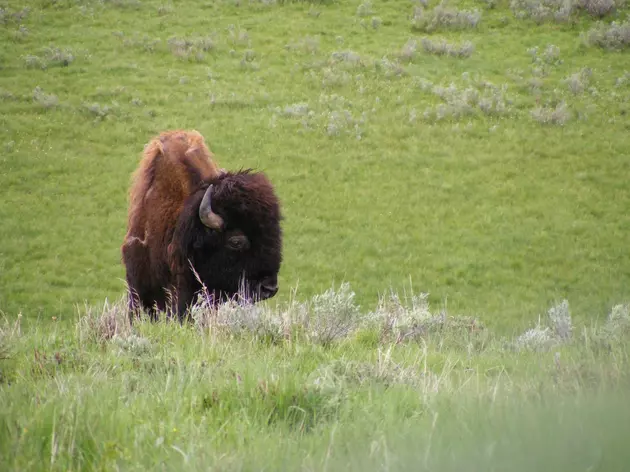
xmin=122 ymin=169 xmax=283 ymax=322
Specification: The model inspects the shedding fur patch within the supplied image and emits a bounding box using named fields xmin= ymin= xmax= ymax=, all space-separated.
xmin=124 ymin=129 xmax=223 ymax=246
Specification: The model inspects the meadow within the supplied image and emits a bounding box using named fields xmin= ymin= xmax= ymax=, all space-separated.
xmin=1 ymin=0 xmax=630 ymax=469
xmin=1 ymin=0 xmax=629 ymax=327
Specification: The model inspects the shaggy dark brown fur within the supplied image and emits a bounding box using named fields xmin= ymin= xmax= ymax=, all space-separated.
xmin=121 ymin=130 xmax=283 ymax=321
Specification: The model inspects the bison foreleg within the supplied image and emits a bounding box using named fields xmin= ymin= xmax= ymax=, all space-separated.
xmin=165 ymin=275 xmax=196 ymax=323
xmin=122 ymin=236 xmax=152 ymax=324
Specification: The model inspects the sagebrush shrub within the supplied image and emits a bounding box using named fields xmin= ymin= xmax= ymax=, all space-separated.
xmin=305 ymin=282 xmax=362 ymax=345
xmin=511 ymin=0 xmax=621 ymax=23
xmin=190 ymin=291 xmax=287 ymax=341
xmin=24 ymin=55 xmax=46 ymax=69
xmin=585 ymin=20 xmax=630 ymax=50
xmin=32 ymin=86 xmax=58 ymax=109
xmin=330 ymin=50 xmax=363 ymax=67
xmin=599 ymin=304 xmax=630 ymax=341
xmin=511 ymin=0 xmax=573 ymax=23
xmin=547 ymin=299 xmax=572 ymax=340
xmin=372 ymin=291 xmax=482 ymax=343
xmin=421 ymin=80 xmax=511 ymax=121
xmin=44 ymin=46 xmax=74 ymax=67
xmin=514 ymin=300 xmax=573 ymax=351
xmin=309 ymin=352 xmax=423 ymax=389
xmin=374 ymin=56 xmax=407 ymax=78
xmin=531 ymin=101 xmax=571 ymax=125
xmin=356 ymin=1 xmax=373 ymax=17
xmin=564 ymin=68 xmax=592 ymax=94
xmin=168 ymin=36 xmax=215 ymax=61
xmin=412 ymin=2 xmax=482 ymax=32
xmin=0 ymin=6 xmax=29 ymax=25
xmin=77 ymin=298 xmax=132 ymax=343
xmin=579 ymin=0 xmax=617 ymax=17
xmin=421 ymin=37 xmax=475 ymax=58
xmin=83 ymin=102 xmax=117 ymax=119
xmin=616 ymin=71 xmax=630 ymax=86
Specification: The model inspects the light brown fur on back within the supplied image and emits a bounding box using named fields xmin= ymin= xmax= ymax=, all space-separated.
xmin=124 ymin=130 xmax=222 ymax=250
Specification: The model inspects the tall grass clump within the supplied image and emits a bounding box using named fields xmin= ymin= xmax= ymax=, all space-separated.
xmin=0 ymin=314 xmax=21 ymax=361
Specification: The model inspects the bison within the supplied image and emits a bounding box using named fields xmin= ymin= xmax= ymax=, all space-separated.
xmin=121 ymin=130 xmax=283 ymax=321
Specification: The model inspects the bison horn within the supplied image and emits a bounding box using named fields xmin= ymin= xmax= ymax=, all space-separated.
xmin=199 ymin=184 xmax=224 ymax=230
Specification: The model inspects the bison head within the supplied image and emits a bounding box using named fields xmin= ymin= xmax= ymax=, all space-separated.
xmin=169 ymin=170 xmax=283 ymax=312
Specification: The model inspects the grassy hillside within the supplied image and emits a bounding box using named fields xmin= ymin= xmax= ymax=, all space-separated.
xmin=1 ymin=1 xmax=629 ymax=326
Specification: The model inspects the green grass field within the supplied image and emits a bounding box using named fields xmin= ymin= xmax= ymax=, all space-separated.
xmin=1 ymin=0 xmax=630 ymax=469
xmin=1 ymin=0 xmax=629 ymax=326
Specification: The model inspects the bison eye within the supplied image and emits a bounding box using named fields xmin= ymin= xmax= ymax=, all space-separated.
xmin=226 ymin=234 xmax=250 ymax=251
